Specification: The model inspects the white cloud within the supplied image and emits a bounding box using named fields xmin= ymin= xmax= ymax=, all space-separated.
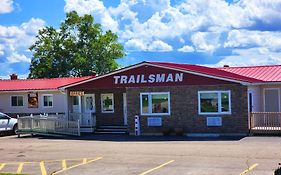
xmin=0 ymin=18 xmax=45 ymax=76
xmin=0 ymin=44 xmax=4 ymax=56
xmin=21 ymin=18 xmax=45 ymax=35
xmin=0 ymin=18 xmax=45 ymax=53
xmin=240 ymin=0 xmax=281 ymax=24
xmin=0 ymin=0 xmax=13 ymax=14
xmin=213 ymin=47 xmax=281 ymax=67
xmin=191 ymin=32 xmax=221 ymax=53
xmin=64 ymin=0 xmax=119 ymax=32
xmin=63 ymin=0 xmax=281 ymax=53
xmin=147 ymin=40 xmax=173 ymax=52
xmin=124 ymin=39 xmax=172 ymax=52
xmin=178 ymin=45 xmax=194 ymax=52
xmin=7 ymin=53 xmax=30 ymax=63
xmin=124 ymin=39 xmax=147 ymax=51
xmin=224 ymin=30 xmax=281 ymax=51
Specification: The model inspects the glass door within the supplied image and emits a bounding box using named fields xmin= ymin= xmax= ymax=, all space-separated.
xmin=84 ymin=94 xmax=95 ymax=113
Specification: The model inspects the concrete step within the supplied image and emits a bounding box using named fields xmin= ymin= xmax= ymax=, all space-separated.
xmin=95 ymin=125 xmax=128 ymax=135
xmin=94 ymin=131 xmax=128 ymax=134
xmin=97 ymin=125 xmax=127 ymax=129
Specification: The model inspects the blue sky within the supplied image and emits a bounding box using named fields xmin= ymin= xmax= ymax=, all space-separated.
xmin=1 ymin=0 xmax=281 ymax=78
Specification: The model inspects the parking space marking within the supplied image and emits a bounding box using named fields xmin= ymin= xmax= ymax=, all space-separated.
xmin=62 ymin=160 xmax=67 ymax=170
xmin=16 ymin=162 xmax=24 ymax=174
xmin=83 ymin=158 xmax=87 ymax=164
xmin=40 ymin=161 xmax=47 ymax=175
xmin=0 ymin=163 xmax=6 ymax=171
xmin=52 ymin=157 xmax=103 ymax=175
xmin=239 ymin=163 xmax=258 ymax=175
xmin=0 ymin=157 xmax=102 ymax=175
xmin=139 ymin=160 xmax=175 ymax=175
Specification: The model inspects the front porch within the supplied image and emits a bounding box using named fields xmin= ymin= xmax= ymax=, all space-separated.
xmin=67 ymin=88 xmax=128 ymax=133
xmin=250 ymin=112 xmax=281 ymax=135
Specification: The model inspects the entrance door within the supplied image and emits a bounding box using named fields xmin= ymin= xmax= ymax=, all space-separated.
xmin=72 ymin=96 xmax=81 ymax=113
xmin=84 ymin=94 xmax=95 ymax=113
xmin=123 ymin=93 xmax=128 ymax=126
xmin=264 ymin=89 xmax=280 ymax=112
xmin=248 ymin=91 xmax=253 ymax=112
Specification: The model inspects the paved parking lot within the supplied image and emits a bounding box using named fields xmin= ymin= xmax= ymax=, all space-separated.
xmin=0 ymin=135 xmax=280 ymax=175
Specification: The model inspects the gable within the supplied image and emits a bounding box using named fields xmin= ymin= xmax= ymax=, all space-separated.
xmin=67 ymin=64 xmax=237 ymax=90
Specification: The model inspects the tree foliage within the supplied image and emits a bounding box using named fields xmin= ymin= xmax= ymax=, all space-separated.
xmin=29 ymin=11 xmax=125 ymax=78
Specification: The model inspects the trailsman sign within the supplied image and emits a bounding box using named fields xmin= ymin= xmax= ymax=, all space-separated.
xmin=113 ymin=73 xmax=184 ymax=84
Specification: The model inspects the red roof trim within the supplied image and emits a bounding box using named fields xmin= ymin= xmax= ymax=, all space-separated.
xmin=0 ymin=76 xmax=94 ymax=91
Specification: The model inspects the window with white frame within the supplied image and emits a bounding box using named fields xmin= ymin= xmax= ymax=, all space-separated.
xmin=43 ymin=95 xmax=53 ymax=107
xmin=198 ymin=91 xmax=231 ymax=115
xmin=11 ymin=96 xmax=23 ymax=107
xmin=140 ymin=92 xmax=170 ymax=115
xmin=101 ymin=93 xmax=114 ymax=113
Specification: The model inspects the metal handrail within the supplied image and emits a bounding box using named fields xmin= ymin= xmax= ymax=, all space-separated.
xmin=17 ymin=114 xmax=80 ymax=137
xmin=69 ymin=112 xmax=96 ymax=127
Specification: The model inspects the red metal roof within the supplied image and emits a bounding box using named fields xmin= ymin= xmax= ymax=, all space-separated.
xmin=218 ymin=65 xmax=281 ymax=82
xmin=147 ymin=62 xmax=261 ymax=83
xmin=0 ymin=76 xmax=94 ymax=91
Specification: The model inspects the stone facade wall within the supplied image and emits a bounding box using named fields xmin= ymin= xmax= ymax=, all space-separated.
xmin=126 ymin=84 xmax=248 ymax=135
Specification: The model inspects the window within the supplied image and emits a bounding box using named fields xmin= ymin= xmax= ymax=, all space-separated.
xmin=11 ymin=96 xmax=23 ymax=107
xmin=198 ymin=91 xmax=231 ymax=115
xmin=43 ymin=95 xmax=53 ymax=107
xmin=140 ymin=92 xmax=170 ymax=115
xmin=101 ymin=94 xmax=114 ymax=113
xmin=73 ymin=96 xmax=79 ymax=105
xmin=0 ymin=113 xmax=9 ymax=119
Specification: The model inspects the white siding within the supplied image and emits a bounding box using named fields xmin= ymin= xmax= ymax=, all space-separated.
xmin=248 ymin=86 xmax=262 ymax=112
xmin=0 ymin=91 xmax=66 ymax=115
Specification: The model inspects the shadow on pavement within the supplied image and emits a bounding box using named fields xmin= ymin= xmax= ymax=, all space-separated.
xmin=14 ymin=134 xmax=245 ymax=142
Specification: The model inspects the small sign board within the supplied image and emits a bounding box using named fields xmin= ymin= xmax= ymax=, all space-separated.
xmin=207 ymin=117 xmax=222 ymax=126
xmin=147 ymin=117 xmax=162 ymax=126
xmin=70 ymin=91 xmax=84 ymax=96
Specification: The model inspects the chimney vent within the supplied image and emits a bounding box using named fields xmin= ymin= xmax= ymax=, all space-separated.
xmin=91 ymin=71 xmax=97 ymax=76
xmin=223 ymin=65 xmax=230 ymax=67
xmin=10 ymin=73 xmax=18 ymax=80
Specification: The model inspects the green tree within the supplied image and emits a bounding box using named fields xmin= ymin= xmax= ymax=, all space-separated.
xmin=29 ymin=11 xmax=125 ymax=78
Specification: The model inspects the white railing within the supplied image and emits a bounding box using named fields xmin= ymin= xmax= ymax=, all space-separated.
xmin=250 ymin=112 xmax=281 ymax=134
xmin=69 ymin=112 xmax=96 ymax=127
xmin=17 ymin=114 xmax=80 ymax=137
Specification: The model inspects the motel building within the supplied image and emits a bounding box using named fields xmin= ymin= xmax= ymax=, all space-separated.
xmin=60 ymin=61 xmax=281 ymax=136
xmin=1 ymin=61 xmax=281 ymax=136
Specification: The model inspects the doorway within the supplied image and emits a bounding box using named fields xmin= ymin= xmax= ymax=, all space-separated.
xmin=84 ymin=94 xmax=95 ymax=113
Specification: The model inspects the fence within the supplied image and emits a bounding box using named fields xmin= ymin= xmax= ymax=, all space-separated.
xmin=69 ymin=112 xmax=96 ymax=127
xmin=250 ymin=112 xmax=281 ymax=134
xmin=17 ymin=114 xmax=80 ymax=137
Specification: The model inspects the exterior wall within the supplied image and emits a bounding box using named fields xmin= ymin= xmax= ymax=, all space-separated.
xmin=126 ymin=84 xmax=248 ymax=135
xmin=248 ymin=86 xmax=262 ymax=112
xmin=0 ymin=91 xmax=66 ymax=117
xmin=68 ymin=88 xmax=126 ymax=126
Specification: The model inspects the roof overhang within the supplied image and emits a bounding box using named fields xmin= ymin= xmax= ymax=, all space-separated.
xmin=59 ymin=62 xmax=255 ymax=90
xmin=0 ymin=89 xmax=60 ymax=93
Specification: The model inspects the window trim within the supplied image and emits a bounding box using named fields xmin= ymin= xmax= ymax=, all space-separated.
xmin=42 ymin=94 xmax=54 ymax=108
xmin=140 ymin=92 xmax=171 ymax=116
xmin=10 ymin=95 xmax=24 ymax=107
xmin=198 ymin=90 xmax=231 ymax=115
xmin=101 ymin=93 xmax=114 ymax=113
